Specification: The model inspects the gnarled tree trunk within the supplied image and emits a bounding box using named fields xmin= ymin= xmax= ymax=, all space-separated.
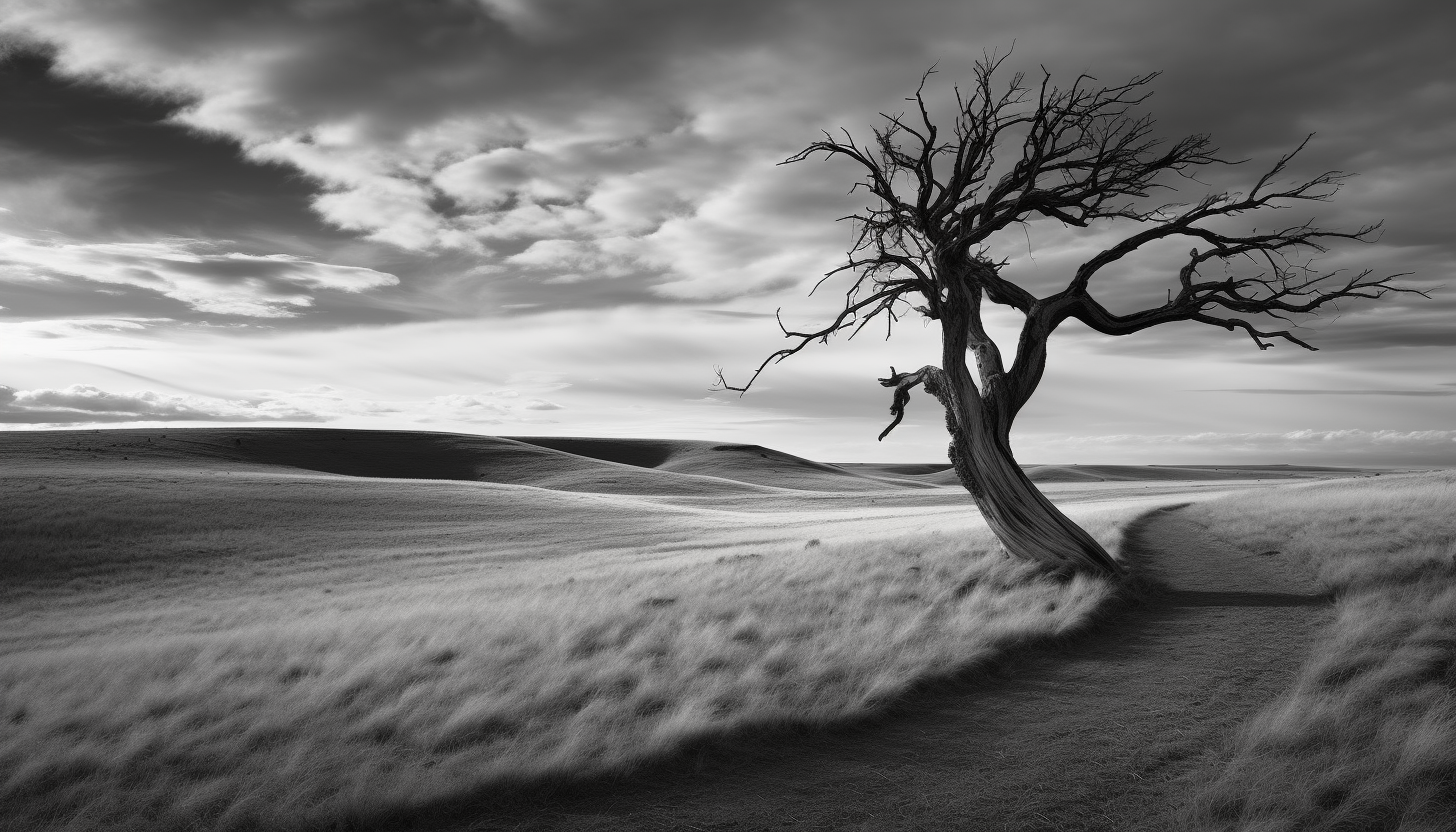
xmin=933 ymin=262 xmax=1122 ymax=577
xmin=947 ymin=409 xmax=1122 ymax=575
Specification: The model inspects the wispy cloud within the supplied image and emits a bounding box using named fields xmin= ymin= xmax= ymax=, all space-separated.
xmin=0 ymin=384 xmax=323 ymax=424
xmin=0 ymin=234 xmax=399 ymax=317
xmin=0 ymin=383 xmax=565 ymax=427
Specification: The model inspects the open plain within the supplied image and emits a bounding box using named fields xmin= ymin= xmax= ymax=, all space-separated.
xmin=1 ymin=428 xmax=1449 ymax=831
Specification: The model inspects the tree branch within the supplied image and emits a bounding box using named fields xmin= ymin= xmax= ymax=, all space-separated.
xmin=715 ymin=281 xmax=919 ymax=394
xmin=737 ymin=54 xmax=1417 ymax=424
xmin=1066 ymin=137 xmax=1358 ymax=296
xmin=876 ymin=364 xmax=948 ymax=440
xmin=1059 ymin=250 xmax=1422 ymax=350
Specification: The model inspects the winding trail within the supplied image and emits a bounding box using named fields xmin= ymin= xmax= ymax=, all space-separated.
xmin=386 ymin=505 xmax=1333 ymax=832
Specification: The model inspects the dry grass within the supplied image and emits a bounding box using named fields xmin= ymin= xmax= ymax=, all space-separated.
xmin=1181 ymin=472 xmax=1456 ymax=831
xmin=0 ymin=468 xmax=1138 ymax=832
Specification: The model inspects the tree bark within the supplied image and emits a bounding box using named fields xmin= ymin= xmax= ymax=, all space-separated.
xmin=947 ymin=410 xmax=1123 ymax=576
xmin=926 ymin=262 xmax=1123 ymax=577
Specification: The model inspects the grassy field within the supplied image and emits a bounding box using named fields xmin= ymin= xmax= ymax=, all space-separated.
xmin=0 ymin=430 xmax=1148 ymax=831
xmin=1181 ymin=472 xmax=1456 ymax=831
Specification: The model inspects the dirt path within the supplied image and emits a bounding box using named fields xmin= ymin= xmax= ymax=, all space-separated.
xmin=373 ymin=505 xmax=1332 ymax=832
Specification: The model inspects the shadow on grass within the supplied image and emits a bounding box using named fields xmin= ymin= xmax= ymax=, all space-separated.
xmin=311 ymin=502 xmax=1325 ymax=832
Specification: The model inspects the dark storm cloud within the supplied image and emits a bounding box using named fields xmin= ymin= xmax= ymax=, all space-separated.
xmin=0 ymin=46 xmax=445 ymax=327
xmin=16 ymin=0 xmax=766 ymax=132
xmin=0 ymin=47 xmax=351 ymax=247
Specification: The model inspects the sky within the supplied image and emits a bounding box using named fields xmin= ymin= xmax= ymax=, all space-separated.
xmin=0 ymin=0 xmax=1452 ymax=465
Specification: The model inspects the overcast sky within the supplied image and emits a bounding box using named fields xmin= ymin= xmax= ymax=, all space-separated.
xmin=0 ymin=0 xmax=1452 ymax=465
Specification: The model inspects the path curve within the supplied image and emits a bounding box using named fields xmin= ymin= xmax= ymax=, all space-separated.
xmin=366 ymin=505 xmax=1332 ymax=832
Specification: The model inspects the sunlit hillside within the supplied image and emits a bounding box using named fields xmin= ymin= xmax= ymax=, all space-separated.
xmin=0 ymin=428 xmax=1416 ymax=831
xmin=0 ymin=428 xmax=1151 ymax=831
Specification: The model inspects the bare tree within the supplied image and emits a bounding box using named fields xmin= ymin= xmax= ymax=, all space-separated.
xmin=720 ymin=54 xmax=1420 ymax=576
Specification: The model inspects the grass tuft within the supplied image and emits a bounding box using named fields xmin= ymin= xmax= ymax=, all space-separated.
xmin=0 ymin=493 xmax=1139 ymax=831
xmin=1181 ymin=472 xmax=1456 ymax=831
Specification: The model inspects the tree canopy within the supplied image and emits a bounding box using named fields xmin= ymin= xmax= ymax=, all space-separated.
xmin=719 ymin=54 xmax=1420 ymax=575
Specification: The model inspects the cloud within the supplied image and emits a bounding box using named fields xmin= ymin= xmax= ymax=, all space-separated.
xmin=0 ymin=382 xmax=566 ymax=427
xmin=0 ymin=383 xmax=324 ymax=424
xmin=1 ymin=317 xmax=160 ymax=338
xmin=6 ymin=0 xmax=1453 ymax=316
xmin=217 ymin=387 xmax=570 ymax=427
xmin=696 ymin=309 xmax=779 ymax=320
xmin=503 ymin=238 xmax=644 ymax=284
xmin=0 ymin=1 xmax=1451 ymax=462
xmin=0 ymin=234 xmax=398 ymax=317
xmin=264 ymin=387 xmax=569 ymax=426
xmin=0 ymin=151 xmax=118 ymax=237
xmin=1 ymin=0 xmax=797 ymax=264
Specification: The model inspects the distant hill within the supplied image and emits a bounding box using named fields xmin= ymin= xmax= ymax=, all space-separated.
xmin=506 ymin=436 xmax=935 ymax=491
xmin=0 ymin=429 xmax=928 ymax=496
xmin=1022 ymin=463 xmax=1396 ymax=482
xmin=838 ymin=460 xmax=1396 ymax=486
xmin=0 ymin=429 xmax=1399 ymax=497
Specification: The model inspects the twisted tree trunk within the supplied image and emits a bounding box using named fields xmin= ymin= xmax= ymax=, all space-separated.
xmin=885 ymin=277 xmax=1123 ymax=577
xmin=947 ymin=409 xmax=1122 ymax=575
xmin=934 ymin=264 xmax=1123 ymax=577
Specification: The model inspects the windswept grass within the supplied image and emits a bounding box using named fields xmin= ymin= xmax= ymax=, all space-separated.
xmin=0 ymin=485 xmax=1136 ymax=831
xmin=1181 ymin=472 xmax=1456 ymax=831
